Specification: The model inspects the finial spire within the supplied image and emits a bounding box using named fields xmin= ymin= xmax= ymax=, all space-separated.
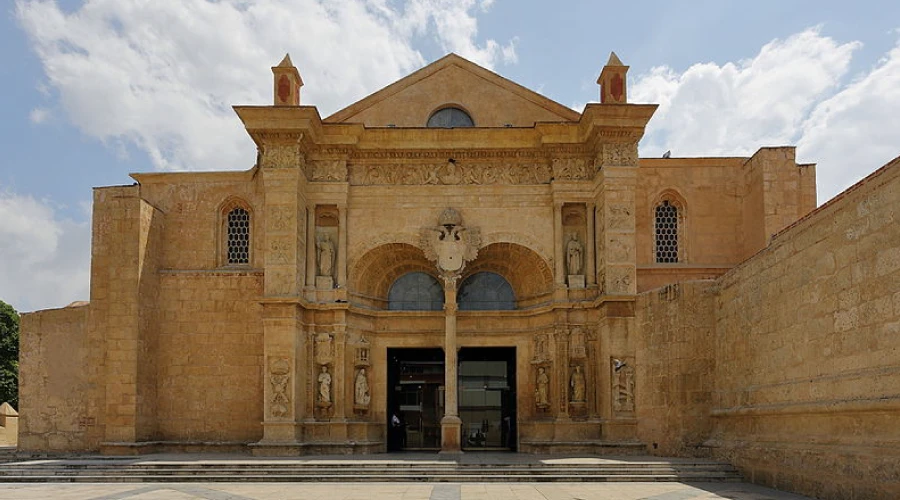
xmin=597 ymin=51 xmax=629 ymax=104
xmin=271 ymin=53 xmax=304 ymax=106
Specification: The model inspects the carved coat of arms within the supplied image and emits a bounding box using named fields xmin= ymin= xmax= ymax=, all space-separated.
xmin=421 ymin=208 xmax=480 ymax=274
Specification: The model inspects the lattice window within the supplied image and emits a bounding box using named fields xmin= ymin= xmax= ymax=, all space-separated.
xmin=226 ymin=207 xmax=251 ymax=265
xmin=654 ymin=201 xmax=679 ymax=263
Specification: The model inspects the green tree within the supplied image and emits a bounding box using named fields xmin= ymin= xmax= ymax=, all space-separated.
xmin=0 ymin=301 xmax=18 ymax=409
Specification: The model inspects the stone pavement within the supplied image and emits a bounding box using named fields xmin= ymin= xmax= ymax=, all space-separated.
xmin=0 ymin=481 xmax=814 ymax=499
xmin=0 ymin=483 xmax=807 ymax=500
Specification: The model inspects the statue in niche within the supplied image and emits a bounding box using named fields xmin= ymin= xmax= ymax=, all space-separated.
xmin=317 ymin=365 xmax=332 ymax=405
xmin=354 ymin=368 xmax=371 ymax=406
xmin=566 ymin=233 xmax=584 ymax=276
xmin=317 ymin=234 xmax=335 ymax=277
xmin=535 ymin=367 xmax=550 ymax=409
xmin=570 ymin=365 xmax=586 ymax=402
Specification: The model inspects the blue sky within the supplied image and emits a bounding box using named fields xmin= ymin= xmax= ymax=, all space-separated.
xmin=1 ymin=0 xmax=899 ymax=312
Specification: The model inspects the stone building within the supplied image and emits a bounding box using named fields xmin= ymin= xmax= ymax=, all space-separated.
xmin=20 ymin=53 xmax=900 ymax=499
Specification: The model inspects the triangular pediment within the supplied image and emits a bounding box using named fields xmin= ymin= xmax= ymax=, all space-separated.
xmin=324 ymin=53 xmax=580 ymax=127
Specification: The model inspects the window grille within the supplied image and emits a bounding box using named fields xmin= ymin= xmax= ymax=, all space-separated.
xmin=654 ymin=201 xmax=679 ymax=263
xmin=226 ymin=207 xmax=250 ymax=265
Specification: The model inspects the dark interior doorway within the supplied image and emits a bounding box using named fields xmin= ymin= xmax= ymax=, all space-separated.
xmin=459 ymin=347 xmax=517 ymax=451
xmin=387 ymin=348 xmax=445 ymax=451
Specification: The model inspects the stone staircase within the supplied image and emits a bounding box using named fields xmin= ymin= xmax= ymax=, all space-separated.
xmin=0 ymin=455 xmax=742 ymax=483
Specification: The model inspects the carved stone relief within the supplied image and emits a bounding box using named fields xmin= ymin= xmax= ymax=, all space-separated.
xmin=535 ymin=366 xmax=551 ymax=410
xmin=314 ymin=332 xmax=335 ymax=365
xmin=607 ymin=266 xmax=634 ymax=294
xmin=570 ymin=365 xmax=586 ymax=403
xmin=268 ymin=357 xmax=291 ymax=418
xmin=348 ymin=162 xmax=552 ymax=186
xmin=310 ymin=160 xmax=347 ymax=182
xmin=569 ymin=327 xmax=587 ymax=359
xmin=420 ymin=208 xmax=481 ymax=274
xmin=600 ymin=142 xmax=639 ymax=167
xmin=607 ymin=236 xmax=632 ymax=263
xmin=269 ymin=236 xmax=292 ymax=265
xmin=267 ymin=206 xmax=293 ymax=231
xmin=262 ymin=143 xmax=303 ymax=169
xmin=532 ymin=333 xmax=551 ymax=364
xmin=607 ymin=204 xmax=634 ymax=231
xmin=551 ymin=158 xmax=592 ymax=181
xmin=612 ymin=357 xmax=636 ymax=414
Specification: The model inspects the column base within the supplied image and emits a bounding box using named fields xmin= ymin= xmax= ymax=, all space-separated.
xmin=439 ymin=415 xmax=463 ymax=454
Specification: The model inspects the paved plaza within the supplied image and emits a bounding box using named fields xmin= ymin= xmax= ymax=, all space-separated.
xmin=0 ymin=481 xmax=813 ymax=500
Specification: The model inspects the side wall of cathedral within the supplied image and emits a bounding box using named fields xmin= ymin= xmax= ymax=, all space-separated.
xmin=710 ymin=156 xmax=900 ymax=500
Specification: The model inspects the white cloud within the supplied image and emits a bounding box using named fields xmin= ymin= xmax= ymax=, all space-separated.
xmin=28 ymin=107 xmax=50 ymax=124
xmin=632 ymin=28 xmax=860 ymax=158
xmin=797 ymin=40 xmax=900 ymax=202
xmin=16 ymin=0 xmax=516 ymax=172
xmin=0 ymin=188 xmax=91 ymax=313
xmin=631 ymin=27 xmax=900 ymax=204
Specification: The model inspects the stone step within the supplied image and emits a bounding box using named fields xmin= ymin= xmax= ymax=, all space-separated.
xmin=0 ymin=473 xmax=744 ymax=483
xmin=0 ymin=461 xmax=743 ymax=483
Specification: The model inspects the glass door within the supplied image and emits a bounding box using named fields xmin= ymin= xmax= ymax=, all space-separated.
xmin=459 ymin=347 xmax=516 ymax=450
xmin=387 ymin=348 xmax=445 ymax=451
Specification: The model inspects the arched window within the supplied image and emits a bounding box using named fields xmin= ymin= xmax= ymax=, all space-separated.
xmin=427 ymin=107 xmax=474 ymax=128
xmin=458 ymin=272 xmax=515 ymax=311
xmin=225 ymin=205 xmax=251 ymax=266
xmin=388 ymin=272 xmax=444 ymax=311
xmin=654 ymin=200 xmax=680 ymax=263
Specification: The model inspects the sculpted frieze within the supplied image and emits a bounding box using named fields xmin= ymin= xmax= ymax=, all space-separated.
xmin=262 ymin=143 xmax=304 ymax=169
xmin=551 ymin=158 xmax=592 ymax=181
xmin=599 ymin=142 xmax=639 ymax=167
xmin=310 ymin=160 xmax=347 ymax=182
xmin=349 ymin=161 xmax=551 ymax=186
xmin=607 ymin=204 xmax=635 ymax=231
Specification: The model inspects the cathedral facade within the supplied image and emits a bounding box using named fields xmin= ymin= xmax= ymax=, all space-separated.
xmin=20 ymin=53 xmax=900 ymax=499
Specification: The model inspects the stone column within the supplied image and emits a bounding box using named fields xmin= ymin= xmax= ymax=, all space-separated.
xmin=337 ymin=204 xmax=348 ymax=288
xmin=440 ymin=274 xmax=462 ymax=453
xmin=305 ymin=204 xmax=316 ymax=287
xmin=553 ymin=202 xmax=565 ymax=286
xmin=586 ymin=202 xmax=597 ymax=286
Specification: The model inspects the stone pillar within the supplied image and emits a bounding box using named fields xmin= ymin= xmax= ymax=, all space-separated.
xmin=553 ymin=202 xmax=565 ymax=286
xmin=337 ymin=204 xmax=348 ymax=288
xmin=597 ymin=142 xmax=638 ymax=296
xmin=440 ymin=274 xmax=462 ymax=453
xmin=586 ymin=202 xmax=596 ymax=286
xmin=305 ymin=204 xmax=316 ymax=288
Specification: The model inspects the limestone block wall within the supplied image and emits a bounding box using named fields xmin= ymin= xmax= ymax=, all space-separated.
xmin=156 ymin=272 xmax=264 ymax=442
xmin=635 ymin=281 xmax=716 ymax=456
xmin=636 ymin=158 xmax=744 ymax=267
xmin=19 ymin=304 xmax=96 ymax=451
xmin=711 ymin=157 xmax=900 ymax=499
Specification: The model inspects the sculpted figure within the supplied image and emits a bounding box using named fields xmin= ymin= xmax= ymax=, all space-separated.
xmin=570 ymin=365 xmax=586 ymax=402
xmin=535 ymin=367 xmax=550 ymax=408
xmin=566 ymin=233 xmax=583 ymax=275
xmin=317 ymin=365 xmax=332 ymax=404
xmin=354 ymin=368 xmax=371 ymax=406
xmin=317 ymin=235 xmax=335 ymax=277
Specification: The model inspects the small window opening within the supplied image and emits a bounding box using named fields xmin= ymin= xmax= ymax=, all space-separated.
xmin=227 ymin=207 xmax=251 ymax=265
xmin=427 ymin=107 xmax=474 ymax=128
xmin=654 ymin=201 xmax=679 ymax=263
